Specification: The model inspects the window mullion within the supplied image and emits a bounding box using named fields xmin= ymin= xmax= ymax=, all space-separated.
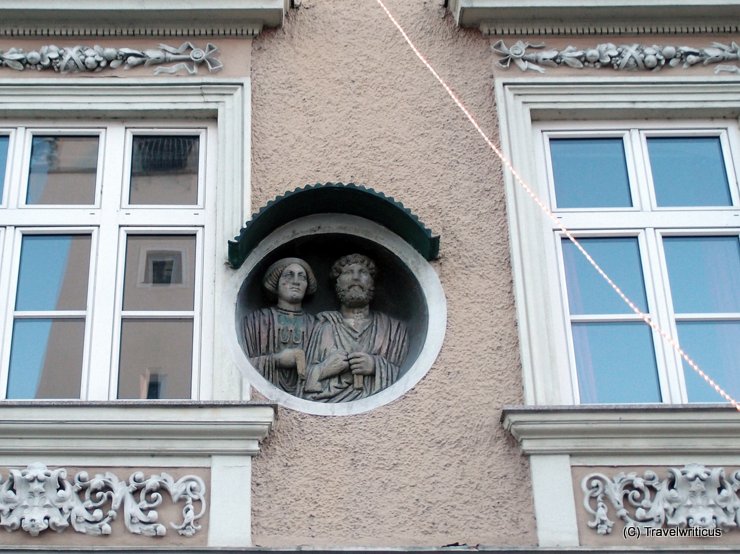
xmin=652 ymin=229 xmax=690 ymax=403
xmin=640 ymin=228 xmax=682 ymax=403
xmin=0 ymin=227 xmax=14 ymax=399
xmin=85 ymin=124 xmax=125 ymax=401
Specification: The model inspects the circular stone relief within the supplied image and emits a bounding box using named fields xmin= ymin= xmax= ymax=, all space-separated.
xmin=226 ymin=214 xmax=446 ymax=416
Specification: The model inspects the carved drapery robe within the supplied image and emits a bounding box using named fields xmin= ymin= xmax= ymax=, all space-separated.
xmin=303 ymin=311 xmax=408 ymax=402
xmin=243 ymin=307 xmax=315 ymax=395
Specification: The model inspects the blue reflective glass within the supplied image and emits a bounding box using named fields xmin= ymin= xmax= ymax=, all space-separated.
xmin=663 ymin=236 xmax=740 ymax=313
xmin=6 ymin=318 xmax=84 ymax=399
xmin=15 ymin=235 xmax=91 ymax=311
xmin=678 ymin=321 xmax=740 ymax=403
xmin=550 ymin=138 xmax=632 ymax=208
xmin=563 ymin=237 xmax=647 ymax=315
xmin=0 ymin=136 xmax=8 ymax=202
xmin=648 ymin=137 xmax=732 ymax=207
xmin=573 ymin=322 xmax=661 ymax=404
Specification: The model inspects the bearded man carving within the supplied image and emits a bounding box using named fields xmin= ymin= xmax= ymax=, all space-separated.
xmin=303 ymin=254 xmax=409 ymax=402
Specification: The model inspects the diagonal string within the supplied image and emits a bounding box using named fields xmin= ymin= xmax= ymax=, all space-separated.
xmin=373 ymin=0 xmax=739 ymax=410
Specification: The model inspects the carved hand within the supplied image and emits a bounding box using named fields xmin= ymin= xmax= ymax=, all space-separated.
xmin=348 ymin=352 xmax=375 ymax=375
xmin=320 ymin=350 xmax=350 ymax=378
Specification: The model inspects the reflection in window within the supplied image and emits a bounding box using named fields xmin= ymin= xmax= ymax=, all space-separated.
xmin=563 ymin=237 xmax=661 ymax=403
xmin=124 ymin=235 xmax=195 ymax=311
xmin=649 ymin=137 xmax=732 ymax=207
xmin=664 ymin=236 xmax=740 ymax=402
xmin=663 ymin=236 xmax=740 ymax=314
xmin=0 ymin=136 xmax=9 ymax=202
xmin=573 ymin=322 xmax=661 ymax=404
xmin=16 ymin=235 xmax=91 ymax=311
xmin=144 ymin=251 xmax=183 ymax=285
xmin=118 ymin=319 xmax=193 ymax=399
xmin=563 ymin=237 xmax=647 ymax=315
xmin=129 ymin=135 xmax=199 ymax=205
xmin=8 ymin=234 xmax=91 ymax=399
xmin=27 ymin=136 xmax=98 ymax=205
xmin=550 ymin=138 xmax=632 ymax=209
xmin=7 ymin=319 xmax=85 ymax=399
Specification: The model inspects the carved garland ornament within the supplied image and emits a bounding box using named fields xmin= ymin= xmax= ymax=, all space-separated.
xmin=0 ymin=463 xmax=205 ymax=538
xmin=582 ymin=464 xmax=740 ymax=535
xmin=0 ymin=42 xmax=222 ymax=75
xmin=493 ymin=40 xmax=740 ymax=74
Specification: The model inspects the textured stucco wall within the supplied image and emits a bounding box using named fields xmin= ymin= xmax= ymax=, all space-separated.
xmin=250 ymin=0 xmax=535 ymax=547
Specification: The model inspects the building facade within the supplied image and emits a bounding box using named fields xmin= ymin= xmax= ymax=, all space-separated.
xmin=0 ymin=0 xmax=738 ymax=551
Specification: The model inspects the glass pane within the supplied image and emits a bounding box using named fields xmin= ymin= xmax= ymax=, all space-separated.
xmin=678 ymin=321 xmax=740 ymax=403
xmin=7 ymin=318 xmax=84 ymax=399
xmin=129 ymin=136 xmax=199 ymax=205
xmin=648 ymin=137 xmax=732 ymax=207
xmin=573 ymin=322 xmax=661 ymax=404
xmin=563 ymin=237 xmax=647 ymax=314
xmin=664 ymin=236 xmax=740 ymax=313
xmin=550 ymin=138 xmax=632 ymax=208
xmin=118 ymin=319 xmax=193 ymax=399
xmin=27 ymin=136 xmax=98 ymax=205
xmin=16 ymin=235 xmax=91 ymax=311
xmin=0 ymin=135 xmax=9 ymax=202
xmin=122 ymin=235 xmax=196 ymax=311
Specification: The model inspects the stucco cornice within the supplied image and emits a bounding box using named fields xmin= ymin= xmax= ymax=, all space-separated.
xmin=0 ymin=1 xmax=290 ymax=37
xmin=448 ymin=1 xmax=740 ymax=36
xmin=502 ymin=405 xmax=740 ymax=455
xmin=0 ymin=402 xmax=275 ymax=457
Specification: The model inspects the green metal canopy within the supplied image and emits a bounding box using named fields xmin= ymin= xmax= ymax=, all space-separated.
xmin=228 ymin=182 xmax=440 ymax=268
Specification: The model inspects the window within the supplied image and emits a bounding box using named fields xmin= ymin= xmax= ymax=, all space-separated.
xmin=0 ymin=122 xmax=215 ymax=400
xmin=495 ymin=79 xmax=740 ymax=407
xmin=541 ymin=122 xmax=740 ymax=405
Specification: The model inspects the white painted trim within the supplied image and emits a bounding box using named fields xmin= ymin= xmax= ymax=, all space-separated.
xmin=502 ymin=405 xmax=740 ymax=455
xmin=0 ymin=402 xmax=274 ymax=457
xmin=449 ymin=0 xmax=740 ymax=35
xmin=530 ymin=454 xmax=579 ymax=547
xmin=225 ymin=214 xmax=447 ymax=416
xmin=209 ymin=455 xmax=253 ymax=547
xmin=0 ymin=1 xmax=289 ymax=37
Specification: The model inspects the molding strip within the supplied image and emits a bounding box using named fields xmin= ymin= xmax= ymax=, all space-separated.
xmin=480 ymin=22 xmax=740 ymax=37
xmin=0 ymin=26 xmax=263 ymax=38
xmin=502 ymin=405 xmax=740 ymax=455
xmin=0 ymin=402 xmax=275 ymax=457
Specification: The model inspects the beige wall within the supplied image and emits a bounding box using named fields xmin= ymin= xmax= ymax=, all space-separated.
xmin=250 ymin=0 xmax=535 ymax=548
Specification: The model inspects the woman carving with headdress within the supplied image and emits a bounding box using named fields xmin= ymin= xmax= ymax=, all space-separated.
xmin=243 ymin=258 xmax=317 ymax=395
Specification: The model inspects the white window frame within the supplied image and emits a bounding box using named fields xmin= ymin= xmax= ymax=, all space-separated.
xmin=495 ymin=76 xmax=740 ymax=406
xmin=0 ymin=79 xmax=250 ymax=401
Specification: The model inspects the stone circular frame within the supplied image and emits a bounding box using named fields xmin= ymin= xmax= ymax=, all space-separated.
xmin=226 ymin=214 xmax=446 ymax=416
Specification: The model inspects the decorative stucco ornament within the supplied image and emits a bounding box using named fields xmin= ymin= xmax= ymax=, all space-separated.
xmin=493 ymin=40 xmax=740 ymax=74
xmin=0 ymin=42 xmax=222 ymax=75
xmin=582 ymin=464 xmax=740 ymax=535
xmin=0 ymin=463 xmax=205 ymax=538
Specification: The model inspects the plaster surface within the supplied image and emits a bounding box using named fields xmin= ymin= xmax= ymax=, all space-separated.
xmin=250 ymin=0 xmax=535 ymax=547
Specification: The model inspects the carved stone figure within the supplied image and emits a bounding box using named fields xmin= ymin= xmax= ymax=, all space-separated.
xmin=243 ymin=258 xmax=317 ymax=395
xmin=303 ymin=254 xmax=408 ymax=402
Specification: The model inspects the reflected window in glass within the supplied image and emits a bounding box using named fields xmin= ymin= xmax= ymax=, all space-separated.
xmin=129 ymin=135 xmax=199 ymax=205
xmin=26 ymin=136 xmax=98 ymax=205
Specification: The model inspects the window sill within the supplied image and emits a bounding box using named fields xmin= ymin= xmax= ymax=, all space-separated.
xmin=502 ymin=404 xmax=740 ymax=456
xmin=0 ymin=401 xmax=275 ymax=457
xmin=448 ymin=0 xmax=740 ymax=35
xmin=0 ymin=1 xmax=289 ymax=37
